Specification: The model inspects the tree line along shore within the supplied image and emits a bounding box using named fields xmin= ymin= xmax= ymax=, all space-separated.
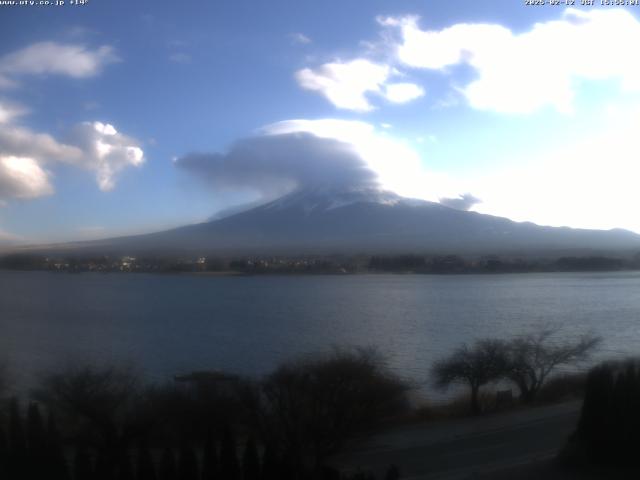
xmin=2 ymin=252 xmax=640 ymax=275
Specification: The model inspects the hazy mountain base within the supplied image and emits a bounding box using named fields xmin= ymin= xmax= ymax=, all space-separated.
xmin=12 ymin=188 xmax=640 ymax=258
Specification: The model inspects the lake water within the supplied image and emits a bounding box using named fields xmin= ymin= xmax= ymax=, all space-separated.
xmin=1 ymin=270 xmax=639 ymax=399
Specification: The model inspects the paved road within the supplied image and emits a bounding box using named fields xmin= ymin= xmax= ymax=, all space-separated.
xmin=333 ymin=401 xmax=582 ymax=480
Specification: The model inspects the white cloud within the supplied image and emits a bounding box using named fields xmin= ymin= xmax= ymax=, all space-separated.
xmin=471 ymin=111 xmax=640 ymax=232
xmin=0 ymin=42 xmax=118 ymax=87
xmin=0 ymin=115 xmax=144 ymax=200
xmin=0 ymin=155 xmax=53 ymax=201
xmin=295 ymin=59 xmax=390 ymax=111
xmin=383 ymin=16 xmax=509 ymax=70
xmin=384 ymin=82 xmax=424 ymax=103
xmin=0 ymin=100 xmax=28 ymax=124
xmin=0 ymin=40 xmax=136 ymax=202
xmin=289 ymin=32 xmax=312 ymax=45
xmin=68 ymin=121 xmax=145 ymax=191
xmin=382 ymin=9 xmax=640 ymax=114
xmin=295 ymin=60 xmax=425 ymax=110
xmin=0 ymin=125 xmax=83 ymax=163
xmin=0 ymin=101 xmax=76 ymax=201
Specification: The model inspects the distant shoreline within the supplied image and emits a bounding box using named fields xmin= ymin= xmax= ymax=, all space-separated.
xmin=2 ymin=250 xmax=640 ymax=276
xmin=1 ymin=267 xmax=640 ymax=277
xmin=186 ymin=270 xmax=247 ymax=277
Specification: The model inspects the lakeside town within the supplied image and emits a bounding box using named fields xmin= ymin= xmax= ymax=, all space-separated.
xmin=1 ymin=252 xmax=639 ymax=275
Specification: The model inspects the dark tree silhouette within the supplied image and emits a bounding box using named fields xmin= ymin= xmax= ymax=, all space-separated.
xmin=136 ymin=443 xmax=157 ymax=480
xmin=9 ymin=398 xmax=26 ymax=451
xmin=347 ymin=470 xmax=375 ymax=480
xmin=8 ymin=398 xmax=26 ymax=478
xmin=242 ymin=436 xmax=261 ymax=480
xmin=260 ymin=347 xmax=410 ymax=469
xmin=116 ymin=451 xmax=134 ymax=480
xmin=572 ymin=359 xmax=640 ymax=466
xmin=178 ymin=442 xmax=199 ymax=480
xmin=159 ymin=448 xmax=177 ymax=480
xmin=260 ymin=443 xmax=279 ymax=480
xmin=46 ymin=412 xmax=70 ymax=480
xmin=0 ymin=425 xmax=8 ymax=479
xmin=201 ymin=430 xmax=218 ymax=480
xmin=143 ymin=371 xmax=246 ymax=447
xmin=384 ymin=464 xmax=400 ymax=480
xmin=74 ymin=447 xmax=94 ymax=480
xmin=316 ymin=465 xmax=341 ymax=480
xmin=94 ymin=450 xmax=115 ymax=480
xmin=432 ymin=339 xmax=509 ymax=415
xmin=219 ymin=426 xmax=240 ymax=480
xmin=277 ymin=451 xmax=296 ymax=480
xmin=26 ymin=403 xmax=47 ymax=478
xmin=34 ymin=364 xmax=144 ymax=469
xmin=505 ymin=329 xmax=600 ymax=403
xmin=27 ymin=403 xmax=46 ymax=449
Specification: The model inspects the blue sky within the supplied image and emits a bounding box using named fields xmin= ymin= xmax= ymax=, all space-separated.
xmin=1 ymin=0 xmax=640 ymax=244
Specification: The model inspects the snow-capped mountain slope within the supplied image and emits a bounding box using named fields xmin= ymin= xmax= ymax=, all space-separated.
xmin=79 ymin=187 xmax=640 ymax=255
xmin=258 ymin=187 xmax=423 ymax=213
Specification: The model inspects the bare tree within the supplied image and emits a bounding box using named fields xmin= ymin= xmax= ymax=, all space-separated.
xmin=258 ymin=347 xmax=411 ymax=471
xmin=505 ymin=329 xmax=601 ymax=403
xmin=431 ymin=339 xmax=509 ymax=415
xmin=32 ymin=364 xmax=149 ymax=468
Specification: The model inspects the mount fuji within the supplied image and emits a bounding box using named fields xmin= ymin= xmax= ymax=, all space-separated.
xmin=68 ymin=187 xmax=640 ymax=256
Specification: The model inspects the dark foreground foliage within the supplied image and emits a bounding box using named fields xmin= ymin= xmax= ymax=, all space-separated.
xmin=0 ymin=349 xmax=410 ymax=479
xmin=257 ymin=347 xmax=411 ymax=470
xmin=563 ymin=359 xmax=640 ymax=468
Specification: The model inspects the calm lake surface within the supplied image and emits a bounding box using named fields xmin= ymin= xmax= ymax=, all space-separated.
xmin=1 ymin=270 xmax=639 ymax=397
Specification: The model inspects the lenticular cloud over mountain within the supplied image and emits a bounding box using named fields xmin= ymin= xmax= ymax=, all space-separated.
xmin=174 ymin=131 xmax=379 ymax=199
xmin=174 ymin=118 xmax=453 ymax=204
